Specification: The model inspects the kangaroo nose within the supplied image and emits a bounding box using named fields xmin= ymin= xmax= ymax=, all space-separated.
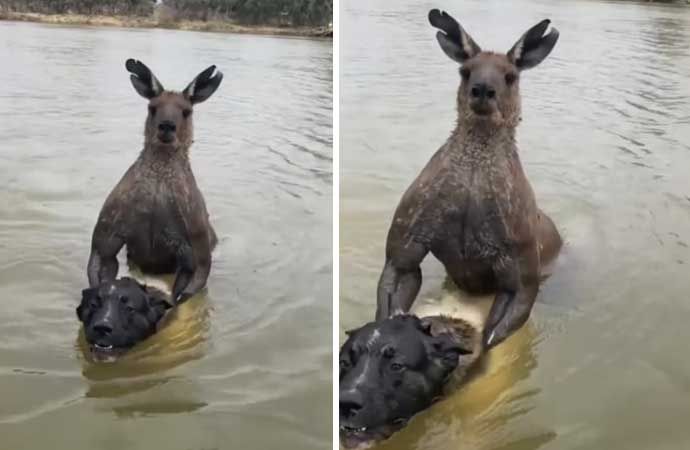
xmin=340 ymin=390 xmax=364 ymax=419
xmin=93 ymin=322 xmax=113 ymax=337
xmin=158 ymin=121 xmax=176 ymax=133
xmin=471 ymin=83 xmax=496 ymax=100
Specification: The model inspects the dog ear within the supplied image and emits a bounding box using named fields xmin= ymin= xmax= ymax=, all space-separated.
xmin=77 ymin=287 xmax=98 ymax=321
xmin=344 ymin=325 xmax=362 ymax=337
xmin=418 ymin=317 xmax=434 ymax=335
xmin=430 ymin=333 xmax=473 ymax=370
xmin=146 ymin=287 xmax=173 ymax=311
xmin=145 ymin=289 xmax=173 ymax=325
xmin=121 ymin=276 xmax=147 ymax=291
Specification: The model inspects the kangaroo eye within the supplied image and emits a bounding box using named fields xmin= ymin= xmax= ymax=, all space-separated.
xmin=505 ymin=72 xmax=517 ymax=85
xmin=182 ymin=109 xmax=192 ymax=118
xmin=148 ymin=105 xmax=157 ymax=115
xmin=460 ymin=67 xmax=471 ymax=81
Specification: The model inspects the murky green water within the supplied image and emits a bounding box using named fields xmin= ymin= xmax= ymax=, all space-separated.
xmin=341 ymin=1 xmax=690 ymax=449
xmin=0 ymin=21 xmax=332 ymax=450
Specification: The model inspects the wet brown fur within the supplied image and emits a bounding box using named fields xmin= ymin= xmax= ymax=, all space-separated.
xmin=422 ymin=315 xmax=482 ymax=394
xmin=88 ymin=60 xmax=222 ymax=303
xmin=377 ymin=10 xmax=562 ymax=348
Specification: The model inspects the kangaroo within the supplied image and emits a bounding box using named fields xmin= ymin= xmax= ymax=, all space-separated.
xmin=376 ymin=10 xmax=563 ymax=349
xmin=87 ymin=59 xmax=223 ymax=304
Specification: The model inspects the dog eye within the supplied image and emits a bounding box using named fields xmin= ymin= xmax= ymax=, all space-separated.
xmin=148 ymin=105 xmax=157 ymax=115
xmin=391 ymin=363 xmax=405 ymax=372
xmin=88 ymin=296 xmax=100 ymax=309
xmin=382 ymin=346 xmax=395 ymax=358
xmin=119 ymin=295 xmax=128 ymax=304
xmin=182 ymin=109 xmax=192 ymax=118
xmin=460 ymin=67 xmax=471 ymax=81
xmin=339 ymin=359 xmax=351 ymax=370
xmin=505 ymin=72 xmax=517 ymax=85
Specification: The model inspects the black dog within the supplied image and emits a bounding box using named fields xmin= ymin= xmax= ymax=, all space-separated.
xmin=339 ymin=314 xmax=481 ymax=448
xmin=77 ymin=277 xmax=172 ymax=362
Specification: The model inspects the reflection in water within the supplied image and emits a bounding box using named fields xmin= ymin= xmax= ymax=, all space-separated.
xmin=341 ymin=1 xmax=690 ymax=449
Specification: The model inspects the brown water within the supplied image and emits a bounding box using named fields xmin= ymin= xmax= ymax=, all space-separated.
xmin=341 ymin=1 xmax=690 ymax=449
xmin=0 ymin=21 xmax=332 ymax=450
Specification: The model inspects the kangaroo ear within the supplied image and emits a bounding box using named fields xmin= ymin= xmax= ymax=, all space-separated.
xmin=183 ymin=65 xmax=223 ymax=104
xmin=507 ymin=19 xmax=559 ymax=70
xmin=125 ymin=58 xmax=164 ymax=99
xmin=428 ymin=9 xmax=481 ymax=64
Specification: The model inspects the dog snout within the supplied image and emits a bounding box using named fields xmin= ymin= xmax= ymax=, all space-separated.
xmin=93 ymin=321 xmax=113 ymax=337
xmin=340 ymin=389 xmax=364 ymax=419
xmin=471 ymin=83 xmax=496 ymax=100
xmin=158 ymin=120 xmax=176 ymax=133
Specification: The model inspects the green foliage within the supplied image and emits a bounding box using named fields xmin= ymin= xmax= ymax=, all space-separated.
xmin=0 ymin=0 xmax=333 ymax=25
xmin=165 ymin=0 xmax=332 ymax=26
xmin=0 ymin=0 xmax=155 ymax=16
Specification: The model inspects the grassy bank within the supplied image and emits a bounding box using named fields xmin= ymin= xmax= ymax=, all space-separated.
xmin=0 ymin=11 xmax=332 ymax=37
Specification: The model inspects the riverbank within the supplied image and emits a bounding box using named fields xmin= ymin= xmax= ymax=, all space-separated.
xmin=0 ymin=11 xmax=332 ymax=38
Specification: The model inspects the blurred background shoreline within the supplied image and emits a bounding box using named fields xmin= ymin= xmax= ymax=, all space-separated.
xmin=0 ymin=0 xmax=333 ymax=37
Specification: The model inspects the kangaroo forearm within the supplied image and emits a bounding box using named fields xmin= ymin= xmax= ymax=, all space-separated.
xmin=376 ymin=262 xmax=422 ymax=320
xmin=484 ymin=282 xmax=539 ymax=348
xmin=174 ymin=258 xmax=211 ymax=303
xmin=87 ymin=251 xmax=101 ymax=287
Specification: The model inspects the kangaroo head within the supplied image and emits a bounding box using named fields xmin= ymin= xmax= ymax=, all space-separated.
xmin=429 ymin=9 xmax=559 ymax=128
xmin=125 ymin=59 xmax=223 ymax=152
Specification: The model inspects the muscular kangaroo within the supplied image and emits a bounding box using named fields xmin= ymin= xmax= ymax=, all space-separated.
xmin=377 ymin=10 xmax=562 ymax=348
xmin=87 ymin=59 xmax=223 ymax=303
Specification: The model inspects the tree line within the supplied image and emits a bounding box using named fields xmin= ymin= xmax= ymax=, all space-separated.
xmin=165 ymin=0 xmax=332 ymax=25
xmin=0 ymin=0 xmax=333 ymax=26
xmin=0 ymin=0 xmax=154 ymax=15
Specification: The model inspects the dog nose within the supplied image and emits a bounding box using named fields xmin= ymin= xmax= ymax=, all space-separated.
xmin=93 ymin=322 xmax=113 ymax=336
xmin=471 ymin=83 xmax=496 ymax=100
xmin=158 ymin=121 xmax=176 ymax=133
xmin=340 ymin=390 xmax=364 ymax=419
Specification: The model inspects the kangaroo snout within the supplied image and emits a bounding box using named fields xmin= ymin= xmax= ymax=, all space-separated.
xmin=471 ymin=83 xmax=496 ymax=100
xmin=158 ymin=120 xmax=176 ymax=133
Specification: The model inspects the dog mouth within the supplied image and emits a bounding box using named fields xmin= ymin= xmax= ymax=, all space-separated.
xmin=339 ymin=420 xmax=406 ymax=448
xmin=89 ymin=343 xmax=127 ymax=363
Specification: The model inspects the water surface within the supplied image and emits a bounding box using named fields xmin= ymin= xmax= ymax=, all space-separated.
xmin=0 ymin=21 xmax=332 ymax=450
xmin=341 ymin=1 xmax=690 ymax=449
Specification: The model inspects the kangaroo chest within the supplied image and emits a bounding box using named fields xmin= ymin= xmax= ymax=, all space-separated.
xmin=122 ymin=160 xmax=198 ymax=267
xmin=409 ymin=152 xmax=534 ymax=291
